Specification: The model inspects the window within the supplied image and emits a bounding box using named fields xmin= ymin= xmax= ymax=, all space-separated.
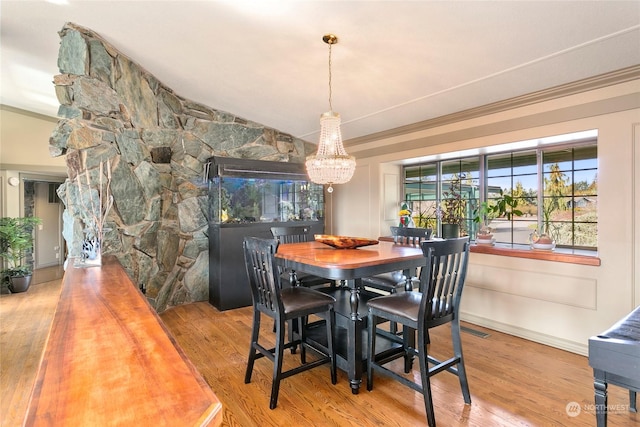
xmin=403 ymin=131 xmax=598 ymax=250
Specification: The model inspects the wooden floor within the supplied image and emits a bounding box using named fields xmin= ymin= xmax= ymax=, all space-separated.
xmin=160 ymin=303 xmax=636 ymax=427
xmin=1 ymin=275 xmax=636 ymax=426
xmin=0 ymin=275 xmax=62 ymax=427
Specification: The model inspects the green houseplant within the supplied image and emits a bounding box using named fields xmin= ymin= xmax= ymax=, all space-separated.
xmin=440 ymin=176 xmax=466 ymax=238
xmin=472 ymin=189 xmax=523 ymax=240
xmin=0 ymin=216 xmax=42 ymax=293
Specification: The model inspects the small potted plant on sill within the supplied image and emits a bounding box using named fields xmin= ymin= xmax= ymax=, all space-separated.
xmin=472 ymin=189 xmax=523 ymax=244
xmin=0 ymin=216 xmax=42 ymax=293
xmin=472 ymin=202 xmax=495 ymax=244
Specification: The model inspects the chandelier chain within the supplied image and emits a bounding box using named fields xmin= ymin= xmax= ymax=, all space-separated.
xmin=328 ymin=42 xmax=333 ymax=112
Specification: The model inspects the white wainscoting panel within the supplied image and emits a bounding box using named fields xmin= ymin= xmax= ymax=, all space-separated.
xmin=466 ymin=264 xmax=597 ymax=310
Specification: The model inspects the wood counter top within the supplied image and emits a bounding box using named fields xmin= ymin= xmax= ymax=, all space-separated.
xmin=24 ymin=256 xmax=222 ymax=426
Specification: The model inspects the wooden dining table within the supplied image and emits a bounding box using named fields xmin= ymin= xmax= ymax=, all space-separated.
xmin=275 ymin=240 xmax=426 ymax=394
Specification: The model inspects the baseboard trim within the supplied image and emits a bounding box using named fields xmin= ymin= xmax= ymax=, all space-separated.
xmin=460 ymin=312 xmax=588 ymax=357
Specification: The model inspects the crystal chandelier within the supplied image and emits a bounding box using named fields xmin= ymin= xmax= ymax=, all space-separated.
xmin=306 ymin=34 xmax=356 ymax=193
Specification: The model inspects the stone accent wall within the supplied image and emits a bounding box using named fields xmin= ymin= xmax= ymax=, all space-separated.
xmin=50 ymin=23 xmax=316 ymax=312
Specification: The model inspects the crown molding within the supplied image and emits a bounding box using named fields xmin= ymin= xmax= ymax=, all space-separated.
xmin=345 ymin=65 xmax=640 ymax=147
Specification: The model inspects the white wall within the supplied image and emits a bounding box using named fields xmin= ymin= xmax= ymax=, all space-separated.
xmin=334 ymin=78 xmax=640 ymax=355
xmin=0 ymin=106 xmax=66 ymax=217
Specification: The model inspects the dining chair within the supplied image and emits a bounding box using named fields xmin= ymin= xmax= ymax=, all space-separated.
xmin=243 ymin=237 xmax=337 ymax=409
xmin=361 ymin=226 xmax=432 ymax=294
xmin=362 ymin=226 xmax=432 ymax=335
xmin=366 ymin=237 xmax=471 ymax=426
xmin=270 ymin=226 xmax=335 ymax=289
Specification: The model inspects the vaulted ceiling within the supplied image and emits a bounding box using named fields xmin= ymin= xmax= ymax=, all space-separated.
xmin=2 ymin=1 xmax=639 ymax=144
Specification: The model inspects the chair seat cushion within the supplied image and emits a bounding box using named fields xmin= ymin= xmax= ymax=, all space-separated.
xmin=279 ymin=270 xmax=332 ymax=287
xmin=362 ymin=272 xmax=420 ymax=292
xmin=282 ymin=287 xmax=336 ymax=316
xmin=367 ymin=292 xmax=421 ymax=323
xmin=294 ymin=271 xmax=333 ymax=287
xmin=361 ymin=273 xmax=404 ymax=291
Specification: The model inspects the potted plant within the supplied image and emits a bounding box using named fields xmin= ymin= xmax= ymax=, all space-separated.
xmin=0 ymin=216 xmax=42 ymax=293
xmin=440 ymin=176 xmax=466 ymax=238
xmin=472 ymin=189 xmax=523 ymax=242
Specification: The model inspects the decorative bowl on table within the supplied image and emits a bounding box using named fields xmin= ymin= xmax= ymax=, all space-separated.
xmin=314 ymin=234 xmax=379 ymax=249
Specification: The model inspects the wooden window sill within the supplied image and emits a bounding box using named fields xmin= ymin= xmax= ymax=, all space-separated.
xmin=378 ymin=236 xmax=600 ymax=266
xmin=470 ymin=243 xmax=600 ymax=266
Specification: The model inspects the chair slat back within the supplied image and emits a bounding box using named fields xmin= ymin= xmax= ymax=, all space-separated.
xmin=271 ymin=226 xmax=314 ymax=244
xmin=419 ymin=237 xmax=470 ymax=325
xmin=243 ymin=237 xmax=282 ymax=318
xmin=390 ymin=226 xmax=432 ymax=245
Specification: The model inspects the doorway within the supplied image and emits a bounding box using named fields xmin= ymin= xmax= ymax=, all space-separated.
xmin=22 ymin=175 xmax=65 ymax=269
xmin=33 ymin=182 xmax=63 ymax=268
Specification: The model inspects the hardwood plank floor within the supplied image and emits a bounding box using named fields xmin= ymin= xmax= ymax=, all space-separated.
xmin=1 ymin=276 xmax=636 ymax=426
xmin=161 ymin=303 xmax=637 ymax=427
xmin=0 ymin=278 xmax=62 ymax=427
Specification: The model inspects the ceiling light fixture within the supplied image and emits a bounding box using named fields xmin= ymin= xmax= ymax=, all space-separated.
xmin=305 ymin=34 xmax=356 ymax=193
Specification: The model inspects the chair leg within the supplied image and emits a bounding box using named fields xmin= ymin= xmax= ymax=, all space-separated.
xmin=388 ymin=288 xmax=399 ymax=334
xmin=367 ymin=312 xmax=376 ymax=391
xmin=287 ymin=270 xmax=300 ymax=354
xmin=403 ymin=326 xmax=416 ymax=374
xmin=289 ymin=318 xmax=300 ymax=354
xmin=417 ymin=326 xmax=436 ymax=427
xmin=270 ymin=319 xmax=286 ymax=410
xmin=245 ymin=310 xmax=261 ymax=384
xmin=299 ymin=316 xmax=307 ymax=364
xmin=451 ymin=320 xmax=471 ymax=404
xmin=327 ymin=309 xmax=337 ymax=384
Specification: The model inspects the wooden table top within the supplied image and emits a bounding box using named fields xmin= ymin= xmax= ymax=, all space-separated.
xmin=275 ymin=240 xmax=425 ymax=280
xmin=24 ymin=256 xmax=222 ymax=427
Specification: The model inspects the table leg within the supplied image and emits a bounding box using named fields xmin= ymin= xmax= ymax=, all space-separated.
xmin=347 ymin=279 xmax=362 ymax=394
xmin=404 ymin=268 xmax=413 ymax=292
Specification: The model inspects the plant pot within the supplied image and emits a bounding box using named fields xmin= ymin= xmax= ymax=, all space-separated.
xmin=441 ymin=223 xmax=460 ymax=239
xmin=8 ymin=274 xmax=32 ymax=293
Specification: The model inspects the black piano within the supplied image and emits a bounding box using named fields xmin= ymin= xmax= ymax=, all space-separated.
xmin=588 ymin=305 xmax=640 ymax=426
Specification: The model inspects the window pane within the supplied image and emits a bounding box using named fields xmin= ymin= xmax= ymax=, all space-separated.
xmin=549 ymin=221 xmax=573 ymax=246
xmin=543 ymin=150 xmax=573 ymax=171
xmin=487 ymin=177 xmax=511 ymax=194
xmin=513 ymin=217 xmax=534 ymax=245
xmin=487 ymin=153 xmax=512 ymax=177
xmin=512 ymin=151 xmax=537 ymax=175
xmin=403 ymin=134 xmax=597 ymax=250
xmin=405 ymin=164 xmax=437 ymax=182
xmin=574 ymin=145 xmax=598 ymax=169
xmin=573 ymin=170 xmax=598 ymax=195
xmin=574 ymin=222 xmax=597 ymax=247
